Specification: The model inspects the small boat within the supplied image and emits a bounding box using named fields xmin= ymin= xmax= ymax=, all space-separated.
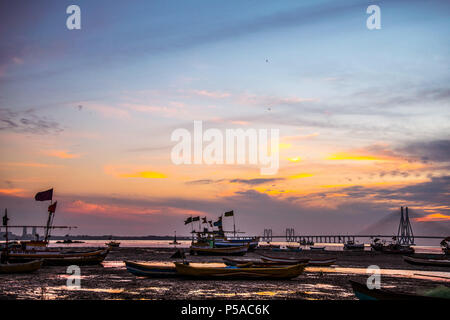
xmin=343 ymin=241 xmax=365 ymax=251
xmin=169 ymin=231 xmax=180 ymax=245
xmin=259 ymin=254 xmax=335 ymax=266
xmin=214 ymin=237 xmax=259 ymax=251
xmin=403 ymin=255 xmax=450 ymax=267
xmin=174 ymin=262 xmax=306 ymax=279
xmin=222 ymin=257 xmax=309 ymax=267
xmin=124 ymin=261 xmax=178 ymax=277
xmin=257 ymin=244 xmax=280 ymax=249
xmin=56 ymin=239 xmax=85 ymax=244
xmin=0 ymin=259 xmax=43 ymax=274
xmin=381 ymin=244 xmax=414 ymax=254
xmin=286 ymin=245 xmax=302 ymax=252
xmin=349 ymin=280 xmax=447 ymax=300
xmin=310 ymin=246 xmax=326 ymax=251
xmin=8 ymin=248 xmax=110 ymax=266
xmin=106 ymin=240 xmax=120 ymax=247
xmin=190 ymin=245 xmax=248 ymax=256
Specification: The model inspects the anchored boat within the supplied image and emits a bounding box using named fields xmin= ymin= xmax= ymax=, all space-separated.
xmin=403 ymin=255 xmax=450 ymax=267
xmin=259 ymin=254 xmax=336 ymax=266
xmin=190 ymin=244 xmax=249 ymax=256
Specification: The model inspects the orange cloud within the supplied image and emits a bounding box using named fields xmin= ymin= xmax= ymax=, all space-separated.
xmin=46 ymin=150 xmax=80 ymax=159
xmin=119 ymin=171 xmax=167 ymax=179
xmin=0 ymin=188 xmax=25 ymax=196
xmin=415 ymin=213 xmax=450 ymax=222
xmin=289 ymin=173 xmax=313 ymax=179
xmin=326 ymin=152 xmax=390 ymax=161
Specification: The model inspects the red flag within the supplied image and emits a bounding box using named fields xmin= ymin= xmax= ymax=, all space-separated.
xmin=35 ymin=188 xmax=53 ymax=201
xmin=48 ymin=201 xmax=57 ymax=213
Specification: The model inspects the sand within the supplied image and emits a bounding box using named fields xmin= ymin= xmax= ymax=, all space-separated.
xmin=0 ymin=247 xmax=449 ymax=300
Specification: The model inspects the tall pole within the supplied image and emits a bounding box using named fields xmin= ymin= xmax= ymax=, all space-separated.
xmin=44 ymin=200 xmax=53 ymax=243
xmin=233 ymin=214 xmax=236 ymax=237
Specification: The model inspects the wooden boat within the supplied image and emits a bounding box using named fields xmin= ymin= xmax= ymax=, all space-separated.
xmin=223 ymin=257 xmax=309 ymax=267
xmin=56 ymin=239 xmax=85 ymax=244
xmin=190 ymin=245 xmax=248 ymax=256
xmin=8 ymin=248 xmax=109 ymax=266
xmin=343 ymin=241 xmax=364 ymax=251
xmin=259 ymin=254 xmax=335 ymax=266
xmin=124 ymin=261 xmax=178 ymax=277
xmin=349 ymin=280 xmax=447 ymax=300
xmin=310 ymin=246 xmax=326 ymax=251
xmin=106 ymin=241 xmax=120 ymax=247
xmin=0 ymin=259 xmax=43 ymax=274
xmin=214 ymin=237 xmax=259 ymax=250
xmin=381 ymin=244 xmax=414 ymax=254
xmin=403 ymin=255 xmax=450 ymax=267
xmin=174 ymin=262 xmax=306 ymax=279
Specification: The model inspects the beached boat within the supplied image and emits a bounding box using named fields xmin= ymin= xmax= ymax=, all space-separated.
xmin=124 ymin=261 xmax=178 ymax=277
xmin=214 ymin=237 xmax=259 ymax=250
xmin=222 ymin=257 xmax=308 ymax=267
xmin=259 ymin=254 xmax=336 ymax=266
xmin=349 ymin=280 xmax=448 ymax=300
xmin=106 ymin=241 xmax=120 ymax=247
xmin=7 ymin=247 xmax=110 ymax=266
xmin=343 ymin=241 xmax=365 ymax=251
xmin=403 ymin=255 xmax=450 ymax=267
xmin=0 ymin=259 xmax=43 ymax=274
xmin=174 ymin=262 xmax=306 ymax=279
xmin=190 ymin=245 xmax=248 ymax=256
xmin=381 ymin=244 xmax=414 ymax=254
xmin=310 ymin=246 xmax=326 ymax=251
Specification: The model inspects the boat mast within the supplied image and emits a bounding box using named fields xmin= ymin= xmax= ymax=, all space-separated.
xmin=2 ymin=209 xmax=9 ymax=262
xmin=44 ymin=200 xmax=53 ymax=243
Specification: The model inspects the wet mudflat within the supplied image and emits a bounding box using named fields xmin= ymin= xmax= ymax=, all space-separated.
xmin=1 ymin=247 xmax=449 ymax=300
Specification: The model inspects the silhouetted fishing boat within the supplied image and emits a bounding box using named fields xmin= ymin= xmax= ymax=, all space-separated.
xmin=403 ymin=255 xmax=450 ymax=267
xmin=349 ymin=280 xmax=448 ymax=300
xmin=56 ymin=239 xmax=85 ymax=244
xmin=381 ymin=244 xmax=414 ymax=254
xmin=169 ymin=231 xmax=180 ymax=245
xmin=190 ymin=245 xmax=248 ymax=256
xmin=7 ymin=247 xmax=109 ymax=266
xmin=259 ymin=254 xmax=336 ymax=266
xmin=106 ymin=240 xmax=120 ymax=247
xmin=222 ymin=257 xmax=314 ymax=268
xmin=343 ymin=240 xmax=365 ymax=251
xmin=174 ymin=262 xmax=306 ymax=279
xmin=310 ymin=246 xmax=326 ymax=251
xmin=0 ymin=259 xmax=43 ymax=274
xmin=125 ymin=261 xmax=178 ymax=277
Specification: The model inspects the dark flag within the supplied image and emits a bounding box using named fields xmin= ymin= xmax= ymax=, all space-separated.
xmin=184 ymin=217 xmax=193 ymax=225
xmin=35 ymin=188 xmax=53 ymax=201
xmin=208 ymin=220 xmax=213 ymax=227
xmin=192 ymin=216 xmax=200 ymax=222
xmin=213 ymin=216 xmax=222 ymax=227
xmin=48 ymin=201 xmax=57 ymax=213
xmin=202 ymin=217 xmax=207 ymax=224
xmin=224 ymin=210 xmax=234 ymax=217
xmin=2 ymin=210 xmax=8 ymax=226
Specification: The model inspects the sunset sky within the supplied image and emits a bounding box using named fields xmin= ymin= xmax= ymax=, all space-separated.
xmin=0 ymin=0 xmax=449 ymax=238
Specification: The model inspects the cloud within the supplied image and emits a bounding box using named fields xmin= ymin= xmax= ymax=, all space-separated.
xmin=46 ymin=150 xmax=80 ymax=159
xmin=229 ymin=178 xmax=284 ymax=185
xmin=399 ymin=139 xmax=450 ymax=163
xmin=191 ymin=90 xmax=230 ymax=99
xmin=119 ymin=171 xmax=167 ymax=179
xmin=0 ymin=107 xmax=63 ymax=134
xmin=415 ymin=213 xmax=450 ymax=222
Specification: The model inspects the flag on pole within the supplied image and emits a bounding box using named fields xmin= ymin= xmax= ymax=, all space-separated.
xmin=48 ymin=201 xmax=57 ymax=213
xmin=213 ymin=216 xmax=222 ymax=227
xmin=224 ymin=210 xmax=234 ymax=217
xmin=192 ymin=216 xmax=200 ymax=222
xmin=2 ymin=209 xmax=8 ymax=226
xmin=184 ymin=217 xmax=193 ymax=225
xmin=35 ymin=188 xmax=53 ymax=201
xmin=208 ymin=220 xmax=213 ymax=227
xmin=202 ymin=217 xmax=207 ymax=224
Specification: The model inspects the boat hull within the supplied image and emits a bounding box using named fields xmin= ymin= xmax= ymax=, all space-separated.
xmin=7 ymin=248 xmax=109 ymax=266
xmin=190 ymin=245 xmax=248 ymax=256
xmin=175 ymin=262 xmax=306 ymax=279
xmin=350 ymin=280 xmax=446 ymax=300
xmin=0 ymin=259 xmax=43 ymax=274
xmin=403 ymin=255 xmax=450 ymax=267
xmin=125 ymin=261 xmax=178 ymax=277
